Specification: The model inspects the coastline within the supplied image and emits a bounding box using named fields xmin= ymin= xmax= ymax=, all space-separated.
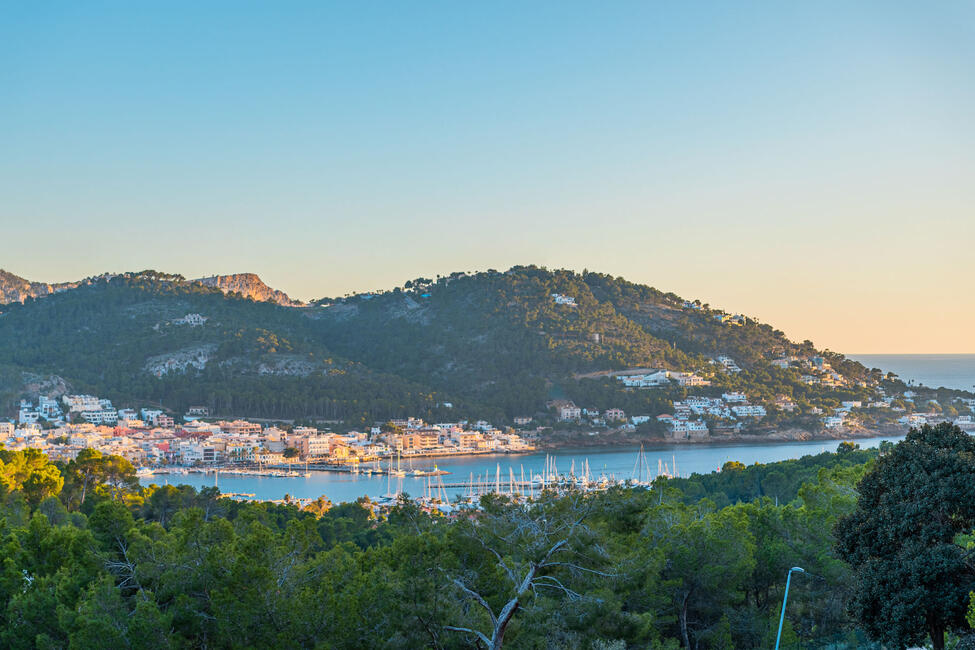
xmin=532 ymin=424 xmax=907 ymax=451
xmin=143 ymin=429 xmax=899 ymax=477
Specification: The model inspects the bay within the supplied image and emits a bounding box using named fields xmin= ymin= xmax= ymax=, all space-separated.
xmin=160 ymin=435 xmax=905 ymax=503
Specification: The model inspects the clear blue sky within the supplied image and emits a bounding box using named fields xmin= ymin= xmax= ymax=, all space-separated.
xmin=2 ymin=2 xmax=973 ymax=352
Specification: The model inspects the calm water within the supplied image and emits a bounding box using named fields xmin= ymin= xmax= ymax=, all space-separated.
xmin=159 ymin=435 xmax=904 ymax=503
xmin=849 ymin=354 xmax=975 ymax=392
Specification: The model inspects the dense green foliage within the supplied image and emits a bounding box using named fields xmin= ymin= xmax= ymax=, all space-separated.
xmin=663 ymin=442 xmax=879 ymax=507
xmin=836 ymin=423 xmax=975 ymax=649
xmin=0 ymin=273 xmax=462 ymax=424
xmin=0 ymin=267 xmax=890 ymax=425
xmin=313 ymin=267 xmax=879 ymax=419
xmin=4 ymin=439 xmax=944 ymax=648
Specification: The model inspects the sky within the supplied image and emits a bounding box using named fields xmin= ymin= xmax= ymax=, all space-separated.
xmin=2 ymin=2 xmax=973 ymax=354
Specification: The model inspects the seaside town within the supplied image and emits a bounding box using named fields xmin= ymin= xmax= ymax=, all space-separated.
xmin=2 ymin=394 xmax=536 ymax=477
xmin=555 ymin=351 xmax=975 ymax=439
xmin=3 ymin=4 xmax=973 ymax=646
xmin=6 ymin=357 xmax=975 ymax=476
xmin=3 ymin=300 xmax=973 ymax=488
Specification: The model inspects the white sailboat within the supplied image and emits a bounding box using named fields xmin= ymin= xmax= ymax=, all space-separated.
xmin=390 ymin=450 xmax=406 ymax=477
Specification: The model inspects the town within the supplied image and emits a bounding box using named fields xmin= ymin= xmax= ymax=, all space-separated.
xmin=3 ymin=394 xmax=535 ymax=474
xmin=7 ymin=359 xmax=975 ymax=474
xmin=602 ymin=352 xmax=975 ymax=438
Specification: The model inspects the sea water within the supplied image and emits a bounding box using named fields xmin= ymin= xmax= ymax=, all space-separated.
xmin=164 ymin=435 xmax=904 ymax=503
xmin=849 ymin=354 xmax=975 ymax=392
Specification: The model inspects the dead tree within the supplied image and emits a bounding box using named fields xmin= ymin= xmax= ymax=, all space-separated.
xmin=446 ymin=493 xmax=614 ymax=650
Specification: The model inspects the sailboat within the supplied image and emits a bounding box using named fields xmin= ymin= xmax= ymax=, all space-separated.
xmin=390 ymin=450 xmax=406 ymax=477
xmin=384 ymin=456 xmax=396 ymax=498
xmin=631 ymin=444 xmax=652 ymax=485
xmin=363 ymin=458 xmax=380 ymax=475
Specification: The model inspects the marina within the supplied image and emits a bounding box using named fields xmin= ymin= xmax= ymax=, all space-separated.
xmin=156 ymin=434 xmax=904 ymax=504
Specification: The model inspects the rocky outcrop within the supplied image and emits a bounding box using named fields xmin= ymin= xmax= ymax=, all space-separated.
xmin=193 ymin=273 xmax=301 ymax=306
xmin=1 ymin=269 xmax=300 ymax=307
xmin=145 ymin=345 xmax=218 ymax=377
xmin=0 ymin=269 xmax=77 ymax=304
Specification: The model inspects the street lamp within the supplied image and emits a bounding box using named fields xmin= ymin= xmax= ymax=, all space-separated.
xmin=774 ymin=566 xmax=806 ymax=650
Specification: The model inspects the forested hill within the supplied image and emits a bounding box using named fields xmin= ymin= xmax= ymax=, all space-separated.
xmin=0 ymin=271 xmax=455 ymax=426
xmin=309 ymin=266 xmax=882 ymax=417
xmin=0 ymin=266 xmax=887 ymax=424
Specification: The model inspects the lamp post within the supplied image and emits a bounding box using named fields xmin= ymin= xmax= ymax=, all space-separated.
xmin=774 ymin=566 xmax=806 ymax=650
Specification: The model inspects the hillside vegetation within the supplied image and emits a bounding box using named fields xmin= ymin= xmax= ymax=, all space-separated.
xmin=0 ymin=440 xmax=882 ymax=648
xmin=0 ymin=267 xmax=888 ymax=425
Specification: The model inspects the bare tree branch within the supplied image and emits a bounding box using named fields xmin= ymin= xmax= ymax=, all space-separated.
xmin=444 ymin=625 xmax=491 ymax=647
xmin=452 ymin=579 xmax=497 ymax=627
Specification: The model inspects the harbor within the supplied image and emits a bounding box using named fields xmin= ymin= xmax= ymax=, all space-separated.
xmin=157 ymin=434 xmax=904 ymax=504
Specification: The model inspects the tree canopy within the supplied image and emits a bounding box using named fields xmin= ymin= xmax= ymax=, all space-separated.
xmin=0 ymin=440 xmax=926 ymax=647
xmin=0 ymin=267 xmax=902 ymax=427
xmin=836 ymin=422 xmax=975 ymax=649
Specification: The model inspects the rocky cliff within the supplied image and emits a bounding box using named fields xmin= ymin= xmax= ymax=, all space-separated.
xmin=0 ymin=269 xmax=78 ymax=304
xmin=193 ymin=273 xmax=301 ymax=306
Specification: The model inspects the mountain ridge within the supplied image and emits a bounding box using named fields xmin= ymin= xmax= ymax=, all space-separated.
xmin=0 ymin=265 xmax=960 ymax=429
xmin=0 ymin=269 xmax=79 ymax=304
xmin=0 ymin=269 xmax=299 ymax=307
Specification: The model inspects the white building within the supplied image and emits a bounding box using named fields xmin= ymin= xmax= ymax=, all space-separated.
xmin=898 ymin=414 xmax=928 ymax=428
xmin=174 ymin=313 xmax=208 ymax=326
xmin=557 ymin=404 xmax=582 ymax=421
xmin=714 ymin=314 xmax=745 ymax=326
xmin=686 ymin=420 xmax=709 ymax=436
xmin=302 ymin=435 xmax=332 ymax=458
xmin=551 ymin=293 xmax=577 ymax=306
xmin=731 ymin=405 xmax=767 ymax=418
xmin=670 ymin=372 xmax=710 ymax=387
xmin=81 ymin=408 xmax=118 ymax=425
xmin=618 ymin=370 xmax=672 ymax=388
xmin=716 ymin=356 xmax=742 ymax=373
xmin=18 ymin=402 xmax=40 ymax=425
xmin=141 ymin=408 xmax=164 ymax=425
xmin=37 ymin=396 xmax=62 ymax=419
xmin=62 ymin=394 xmax=104 ymax=413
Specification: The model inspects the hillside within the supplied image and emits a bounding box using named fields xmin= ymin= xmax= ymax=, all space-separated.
xmin=0 ymin=265 xmax=958 ymax=430
xmin=0 ymin=272 xmax=459 ymax=425
xmin=308 ymin=267 xmax=883 ymax=418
